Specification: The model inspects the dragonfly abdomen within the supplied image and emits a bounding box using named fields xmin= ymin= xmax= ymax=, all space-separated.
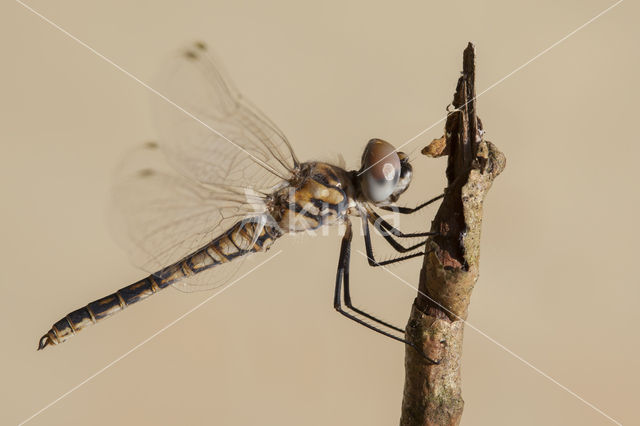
xmin=38 ymin=219 xmax=281 ymax=350
xmin=37 ymin=276 xmax=162 ymax=350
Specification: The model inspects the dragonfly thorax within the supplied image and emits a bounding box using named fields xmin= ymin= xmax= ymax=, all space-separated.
xmin=269 ymin=162 xmax=354 ymax=233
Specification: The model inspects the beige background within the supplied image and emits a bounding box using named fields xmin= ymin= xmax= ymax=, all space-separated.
xmin=2 ymin=1 xmax=638 ymax=425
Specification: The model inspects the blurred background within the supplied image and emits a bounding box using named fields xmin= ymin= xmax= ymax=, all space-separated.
xmin=2 ymin=1 xmax=638 ymax=425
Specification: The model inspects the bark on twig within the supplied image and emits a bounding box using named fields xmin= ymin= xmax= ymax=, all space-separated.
xmin=399 ymin=43 xmax=506 ymax=426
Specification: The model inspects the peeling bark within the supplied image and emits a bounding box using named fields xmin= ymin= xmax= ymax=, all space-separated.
xmin=400 ymin=43 xmax=506 ymax=426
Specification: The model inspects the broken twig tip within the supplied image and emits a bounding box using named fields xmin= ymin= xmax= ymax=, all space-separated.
xmin=422 ymin=135 xmax=449 ymax=158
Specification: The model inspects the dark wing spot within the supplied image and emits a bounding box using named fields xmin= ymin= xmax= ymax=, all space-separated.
xmin=138 ymin=169 xmax=155 ymax=177
xmin=144 ymin=141 xmax=158 ymax=149
xmin=194 ymin=41 xmax=207 ymax=51
xmin=184 ymin=50 xmax=198 ymax=60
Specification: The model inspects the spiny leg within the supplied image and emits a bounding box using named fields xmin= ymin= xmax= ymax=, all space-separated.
xmin=378 ymin=193 xmax=444 ymax=214
xmin=341 ymin=218 xmax=406 ymax=332
xmin=361 ymin=212 xmax=425 ymax=267
xmin=366 ymin=210 xmax=436 ymax=254
xmin=368 ymin=208 xmax=437 ymax=239
xmin=333 ymin=222 xmax=438 ymax=364
xmin=334 ymin=220 xmax=400 ymax=331
xmin=367 ymin=196 xmax=440 ymax=252
xmin=343 ymin=246 xmax=405 ymax=334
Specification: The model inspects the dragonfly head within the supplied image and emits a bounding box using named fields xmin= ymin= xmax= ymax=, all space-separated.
xmin=358 ymin=139 xmax=412 ymax=204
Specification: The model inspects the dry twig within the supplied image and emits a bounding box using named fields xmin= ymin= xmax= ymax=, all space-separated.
xmin=400 ymin=43 xmax=506 ymax=426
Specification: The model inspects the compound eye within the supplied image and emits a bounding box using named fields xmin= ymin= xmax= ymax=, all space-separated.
xmin=361 ymin=139 xmax=401 ymax=202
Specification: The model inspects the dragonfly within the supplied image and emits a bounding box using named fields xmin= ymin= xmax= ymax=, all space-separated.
xmin=37 ymin=42 xmax=443 ymax=363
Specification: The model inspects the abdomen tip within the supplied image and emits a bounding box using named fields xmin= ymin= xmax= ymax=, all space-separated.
xmin=37 ymin=334 xmax=53 ymax=351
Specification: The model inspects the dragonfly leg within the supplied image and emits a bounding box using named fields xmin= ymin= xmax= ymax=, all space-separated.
xmin=378 ymin=193 xmax=444 ymax=214
xmin=333 ymin=219 xmax=439 ymax=364
xmin=337 ymin=219 xmax=402 ymax=331
xmin=366 ymin=211 xmax=433 ymax=254
xmin=366 ymin=197 xmax=440 ymax=253
xmin=361 ymin=212 xmax=425 ymax=266
xmin=367 ymin=209 xmax=437 ymax=239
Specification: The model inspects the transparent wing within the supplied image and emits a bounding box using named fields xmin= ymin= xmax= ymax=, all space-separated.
xmin=150 ymin=41 xmax=299 ymax=193
xmin=111 ymin=42 xmax=299 ymax=291
xmin=110 ymin=143 xmax=270 ymax=292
